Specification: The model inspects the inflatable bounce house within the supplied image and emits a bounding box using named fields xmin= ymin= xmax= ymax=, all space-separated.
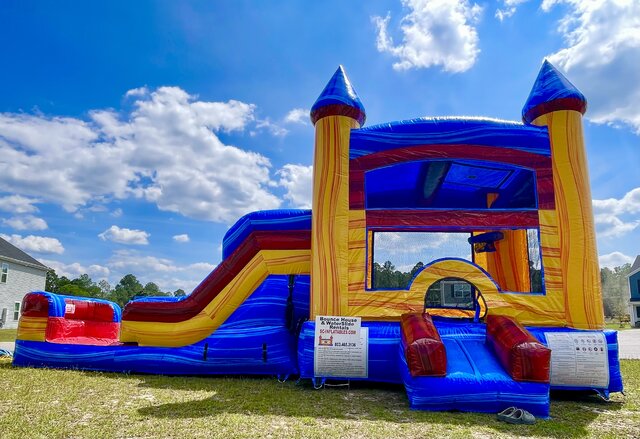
xmin=13 ymin=61 xmax=623 ymax=418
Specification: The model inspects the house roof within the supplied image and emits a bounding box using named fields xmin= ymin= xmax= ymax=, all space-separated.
xmin=0 ymin=236 xmax=49 ymax=271
xmin=630 ymin=255 xmax=640 ymax=276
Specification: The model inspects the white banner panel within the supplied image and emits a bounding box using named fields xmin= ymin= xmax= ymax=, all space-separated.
xmin=314 ymin=316 xmax=368 ymax=378
xmin=545 ymin=332 xmax=609 ymax=388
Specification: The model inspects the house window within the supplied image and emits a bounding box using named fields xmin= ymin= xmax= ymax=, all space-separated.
xmin=425 ymin=277 xmax=475 ymax=310
xmin=636 ymin=306 xmax=640 ymax=320
xmin=13 ymin=302 xmax=20 ymax=320
xmin=1 ymin=263 xmax=7 ymax=283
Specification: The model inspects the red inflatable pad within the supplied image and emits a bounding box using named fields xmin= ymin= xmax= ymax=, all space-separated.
xmin=401 ymin=313 xmax=447 ymax=377
xmin=46 ymin=317 xmax=120 ymax=343
xmin=64 ymin=299 xmax=115 ymax=322
xmin=486 ymin=314 xmax=551 ymax=382
xmin=21 ymin=293 xmax=49 ymax=317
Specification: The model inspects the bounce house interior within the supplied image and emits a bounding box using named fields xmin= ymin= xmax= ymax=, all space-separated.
xmin=13 ymin=61 xmax=623 ymax=418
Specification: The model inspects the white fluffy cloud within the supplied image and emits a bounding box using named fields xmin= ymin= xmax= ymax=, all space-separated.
xmin=494 ymin=0 xmax=640 ymax=132
xmin=0 ymin=195 xmax=40 ymax=214
xmin=107 ymin=249 xmax=215 ymax=292
xmin=253 ymin=118 xmax=288 ymax=137
xmin=374 ymin=232 xmax=471 ymax=272
xmin=41 ymin=248 xmax=216 ymax=292
xmin=1 ymin=233 xmax=64 ymax=254
xmin=495 ymin=0 xmax=529 ymax=21
xmin=0 ymin=86 xmax=282 ymax=223
xmin=277 ymin=164 xmax=313 ymax=209
xmin=99 ymin=225 xmax=150 ymax=245
xmin=593 ymin=187 xmax=640 ymax=237
xmin=373 ymin=0 xmax=483 ymax=72
xmin=173 ymin=234 xmax=190 ymax=243
xmin=284 ymin=108 xmax=309 ymax=125
xmin=2 ymin=215 xmax=48 ymax=231
xmin=42 ymin=251 xmax=214 ymax=293
xmin=375 ymin=231 xmax=464 ymax=255
xmin=542 ymin=0 xmax=640 ymax=133
xmin=599 ymin=251 xmax=634 ymax=269
xmin=41 ymin=259 xmax=110 ymax=279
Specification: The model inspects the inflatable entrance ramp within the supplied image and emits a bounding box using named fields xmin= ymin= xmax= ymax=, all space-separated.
xmin=400 ymin=314 xmax=551 ymax=417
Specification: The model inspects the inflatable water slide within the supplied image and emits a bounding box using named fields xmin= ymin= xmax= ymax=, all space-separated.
xmin=13 ymin=62 xmax=623 ymax=417
xmin=15 ymin=210 xmax=313 ymax=376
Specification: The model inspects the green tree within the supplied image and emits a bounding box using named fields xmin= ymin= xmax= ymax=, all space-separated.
xmin=55 ymin=276 xmax=72 ymax=294
xmin=71 ymin=274 xmax=102 ymax=297
xmin=45 ymin=270 xmax=61 ymax=292
xmin=52 ymin=273 xmax=102 ymax=298
xmin=601 ymin=263 xmax=632 ymax=323
xmin=173 ymin=289 xmax=186 ymax=297
xmin=59 ymin=283 xmax=92 ymax=297
xmin=373 ymin=260 xmax=422 ymax=289
xmin=410 ymin=262 xmax=425 ymax=277
xmin=110 ymin=274 xmax=144 ymax=308
xmin=142 ymin=282 xmax=161 ymax=296
xmin=98 ymin=280 xmax=112 ymax=297
xmin=141 ymin=282 xmax=170 ymax=297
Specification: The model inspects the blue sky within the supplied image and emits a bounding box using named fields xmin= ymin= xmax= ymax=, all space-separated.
xmin=0 ymin=0 xmax=638 ymax=292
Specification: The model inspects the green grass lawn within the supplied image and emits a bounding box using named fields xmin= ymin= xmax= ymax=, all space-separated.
xmin=0 ymin=329 xmax=16 ymax=342
xmin=605 ymin=323 xmax=634 ymax=331
xmin=0 ymin=358 xmax=638 ymax=439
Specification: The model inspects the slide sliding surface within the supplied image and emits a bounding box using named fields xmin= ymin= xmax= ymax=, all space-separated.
xmin=400 ymin=333 xmax=551 ymax=417
xmin=120 ymin=210 xmax=312 ymax=347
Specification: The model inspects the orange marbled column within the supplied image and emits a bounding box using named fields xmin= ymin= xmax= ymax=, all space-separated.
xmin=533 ymin=110 xmax=603 ymax=329
xmin=310 ymin=115 xmax=360 ymax=318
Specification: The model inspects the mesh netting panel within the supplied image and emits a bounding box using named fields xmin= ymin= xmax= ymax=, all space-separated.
xmin=527 ymin=228 xmax=543 ymax=292
xmin=372 ymin=232 xmax=472 ymax=289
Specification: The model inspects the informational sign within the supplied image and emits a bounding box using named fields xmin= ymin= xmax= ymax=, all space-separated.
xmin=314 ymin=316 xmax=368 ymax=378
xmin=545 ymin=332 xmax=609 ymax=388
xmin=65 ymin=303 xmax=75 ymax=314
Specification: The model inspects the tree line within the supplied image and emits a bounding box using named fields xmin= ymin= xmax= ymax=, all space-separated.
xmin=601 ymin=263 xmax=633 ymax=320
xmin=373 ymin=260 xmax=633 ymax=319
xmin=47 ymin=261 xmax=634 ymax=318
xmin=45 ymin=270 xmax=186 ymax=309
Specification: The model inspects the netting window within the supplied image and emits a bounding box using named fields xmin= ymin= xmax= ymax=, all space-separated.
xmin=468 ymin=228 xmax=543 ymax=293
xmin=527 ymin=229 xmax=542 ymax=293
xmin=368 ymin=228 xmax=544 ymax=293
xmin=370 ymin=232 xmax=472 ymax=290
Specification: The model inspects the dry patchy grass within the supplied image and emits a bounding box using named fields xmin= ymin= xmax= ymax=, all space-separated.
xmin=0 ymin=329 xmax=16 ymax=342
xmin=0 ymin=358 xmax=638 ymax=439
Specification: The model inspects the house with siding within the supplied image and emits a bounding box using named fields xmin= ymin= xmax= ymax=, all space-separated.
xmin=629 ymin=255 xmax=640 ymax=327
xmin=0 ymin=236 xmax=49 ymax=329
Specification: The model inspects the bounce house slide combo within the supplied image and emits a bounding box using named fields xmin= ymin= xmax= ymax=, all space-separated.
xmin=13 ymin=62 xmax=623 ymax=417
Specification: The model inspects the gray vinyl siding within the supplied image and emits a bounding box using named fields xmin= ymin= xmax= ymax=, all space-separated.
xmin=0 ymin=258 xmax=47 ymax=329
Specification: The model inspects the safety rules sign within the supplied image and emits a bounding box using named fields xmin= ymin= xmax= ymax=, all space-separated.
xmin=314 ymin=316 xmax=368 ymax=378
xmin=545 ymin=332 xmax=609 ymax=388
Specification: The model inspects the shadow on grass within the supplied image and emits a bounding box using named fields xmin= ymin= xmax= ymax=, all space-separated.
xmin=132 ymin=374 xmax=624 ymax=438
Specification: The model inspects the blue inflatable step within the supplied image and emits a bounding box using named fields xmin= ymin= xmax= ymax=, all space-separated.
xmin=400 ymin=334 xmax=550 ymax=418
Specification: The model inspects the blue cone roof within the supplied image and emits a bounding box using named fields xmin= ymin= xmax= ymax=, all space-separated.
xmin=310 ymin=65 xmax=366 ymax=126
xmin=522 ymin=60 xmax=587 ymax=124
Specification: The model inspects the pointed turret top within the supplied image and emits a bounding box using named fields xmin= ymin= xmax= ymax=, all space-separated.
xmin=522 ymin=60 xmax=587 ymax=124
xmin=310 ymin=65 xmax=366 ymax=126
